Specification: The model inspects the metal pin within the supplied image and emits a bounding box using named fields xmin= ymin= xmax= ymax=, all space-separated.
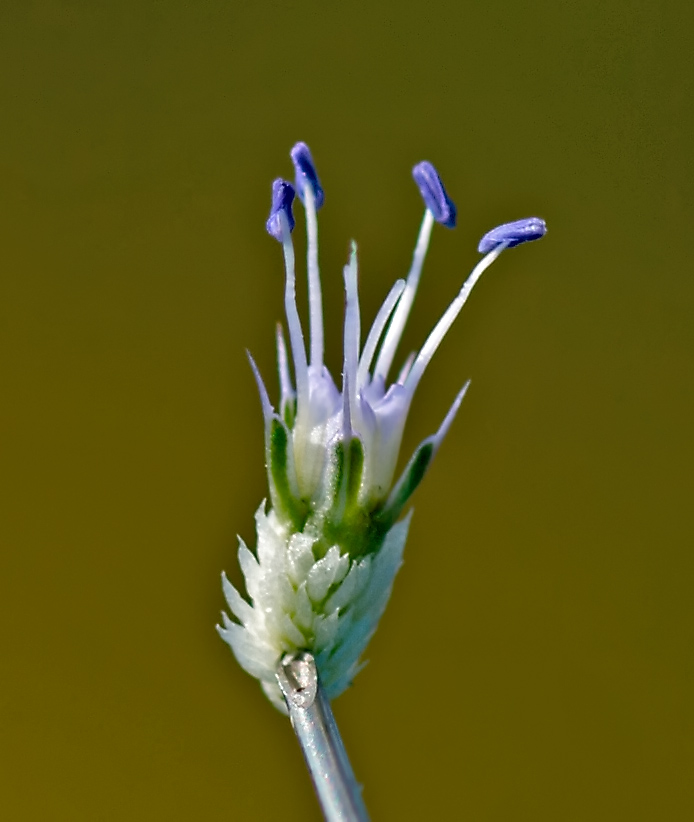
xmin=276 ymin=651 xmax=370 ymax=822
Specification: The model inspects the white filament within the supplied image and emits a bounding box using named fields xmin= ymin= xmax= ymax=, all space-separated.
xmin=280 ymin=213 xmax=309 ymax=413
xmin=373 ymin=208 xmax=435 ymax=383
xmin=342 ymin=243 xmax=360 ymax=427
xmin=356 ymin=279 xmax=405 ymax=390
xmin=405 ymin=242 xmax=508 ymax=394
xmin=304 ymin=185 xmax=324 ymax=370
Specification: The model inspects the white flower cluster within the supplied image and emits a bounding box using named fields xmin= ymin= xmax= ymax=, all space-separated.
xmin=221 ymin=504 xmax=410 ymax=710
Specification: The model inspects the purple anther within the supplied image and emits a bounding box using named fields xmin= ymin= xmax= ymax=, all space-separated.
xmin=290 ymin=142 xmax=324 ymax=209
xmin=478 ymin=217 xmax=547 ymax=254
xmin=412 ymin=161 xmax=457 ymax=228
xmin=266 ymin=179 xmax=296 ymax=241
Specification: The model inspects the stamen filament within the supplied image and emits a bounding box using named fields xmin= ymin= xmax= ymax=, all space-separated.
xmin=342 ymin=243 xmax=360 ymax=427
xmin=280 ymin=213 xmax=309 ymax=413
xmin=373 ymin=208 xmax=435 ymax=383
xmin=356 ymin=279 xmax=406 ymax=389
xmin=304 ymin=186 xmax=324 ymax=370
xmin=405 ymin=242 xmax=508 ymax=393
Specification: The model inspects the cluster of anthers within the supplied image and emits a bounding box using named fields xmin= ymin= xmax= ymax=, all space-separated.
xmin=218 ymin=142 xmax=546 ymax=710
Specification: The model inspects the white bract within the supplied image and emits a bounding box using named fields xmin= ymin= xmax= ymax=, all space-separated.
xmin=218 ymin=143 xmax=546 ymax=710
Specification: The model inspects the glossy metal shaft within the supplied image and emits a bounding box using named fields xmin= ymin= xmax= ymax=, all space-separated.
xmin=276 ymin=651 xmax=370 ymax=822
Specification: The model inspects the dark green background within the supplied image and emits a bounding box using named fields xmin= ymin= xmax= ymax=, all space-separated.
xmin=1 ymin=1 xmax=692 ymax=819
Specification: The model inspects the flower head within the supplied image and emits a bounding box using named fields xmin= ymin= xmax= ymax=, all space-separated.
xmin=218 ymin=143 xmax=546 ymax=710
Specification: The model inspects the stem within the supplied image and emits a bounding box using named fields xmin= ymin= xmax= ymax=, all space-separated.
xmin=277 ymin=652 xmax=370 ymax=822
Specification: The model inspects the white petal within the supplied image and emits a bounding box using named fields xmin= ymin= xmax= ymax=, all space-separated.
xmin=307 ymin=545 xmax=342 ymax=603
xmin=257 ymin=570 xmax=295 ymax=615
xmin=216 ymin=621 xmax=276 ymax=680
xmin=256 ymin=503 xmax=286 ymax=567
xmin=280 ymin=612 xmax=306 ymax=647
xmin=330 ymin=616 xmax=375 ymax=673
xmin=333 ymin=551 xmax=350 ymax=586
xmin=314 ymin=610 xmax=339 ymax=653
xmin=221 ymin=572 xmax=254 ymax=627
xmin=357 ymin=514 xmax=410 ymax=613
xmin=292 ymin=582 xmax=314 ymax=633
xmin=323 ymin=670 xmax=356 ymax=700
xmin=287 ymin=532 xmax=316 ymax=586
xmin=220 ymin=610 xmax=235 ymax=631
xmin=237 ymin=540 xmax=260 ymax=600
xmin=261 ymin=679 xmax=289 ymax=714
xmin=325 ymin=556 xmax=371 ymax=613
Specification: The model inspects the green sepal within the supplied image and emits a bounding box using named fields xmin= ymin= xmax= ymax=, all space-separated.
xmin=374 ymin=438 xmax=435 ymax=530
xmin=308 ymin=504 xmax=391 ymax=561
xmin=339 ymin=436 xmax=365 ymax=518
xmin=281 ymin=396 xmax=296 ymax=429
xmin=268 ymin=417 xmax=307 ymax=530
xmin=307 ymin=435 xmax=390 ymax=560
xmin=315 ymin=434 xmax=364 ymax=520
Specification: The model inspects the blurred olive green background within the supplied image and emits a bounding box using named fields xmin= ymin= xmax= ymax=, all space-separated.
xmin=1 ymin=1 xmax=693 ymax=819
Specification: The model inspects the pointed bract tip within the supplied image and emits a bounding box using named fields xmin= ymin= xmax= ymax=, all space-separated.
xmin=266 ymin=178 xmax=296 ymax=241
xmin=290 ymin=142 xmax=324 ymax=208
xmin=412 ymin=161 xmax=457 ymax=228
xmin=478 ymin=217 xmax=547 ymax=254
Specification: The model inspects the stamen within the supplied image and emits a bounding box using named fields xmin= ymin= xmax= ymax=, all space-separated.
xmin=405 ymin=243 xmax=508 ymax=394
xmin=357 ymin=278 xmax=406 ymax=389
xmin=290 ymin=142 xmax=325 ymax=208
xmin=290 ymin=144 xmax=325 ymax=369
xmin=342 ymin=242 xmax=360 ymax=428
xmin=373 ymin=209 xmax=435 ymax=383
xmin=303 ymin=185 xmax=324 ymax=370
xmin=265 ymin=178 xmax=296 ymax=241
xmin=411 ymin=161 xmax=457 ymax=228
xmin=279 ymin=211 xmax=309 ymax=414
xmin=478 ymin=217 xmax=547 ymax=254
xmin=276 ymin=323 xmax=295 ymax=419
